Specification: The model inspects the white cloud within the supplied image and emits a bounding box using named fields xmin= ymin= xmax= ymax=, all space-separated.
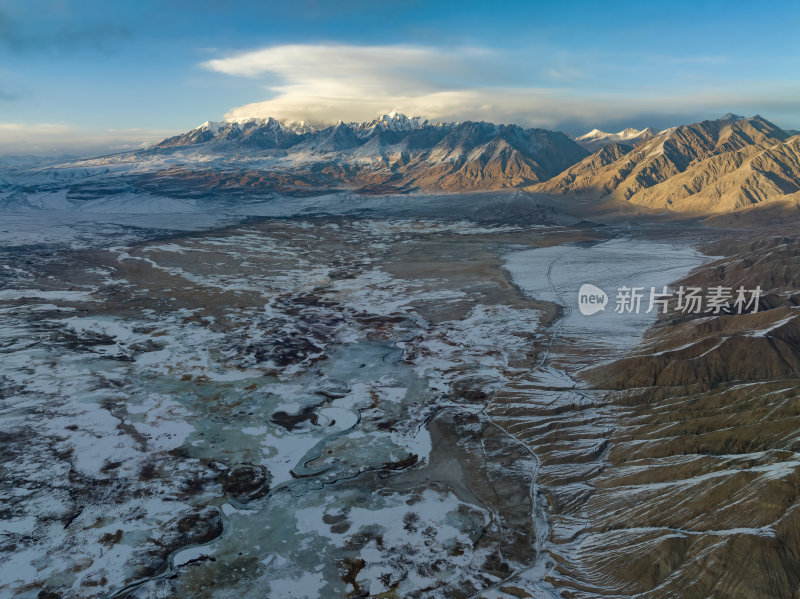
xmin=204 ymin=44 xmax=475 ymax=80
xmin=202 ymin=44 xmax=800 ymax=132
xmin=203 ymin=44 xmax=503 ymax=124
xmin=0 ymin=123 xmax=74 ymax=135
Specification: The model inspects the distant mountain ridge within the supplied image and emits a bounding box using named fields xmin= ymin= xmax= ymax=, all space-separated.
xmin=146 ymin=112 xmax=590 ymax=191
xmin=536 ymin=114 xmax=800 ymax=213
xmin=5 ymin=112 xmax=800 ymax=215
xmin=149 ymin=112 xmax=800 ymax=206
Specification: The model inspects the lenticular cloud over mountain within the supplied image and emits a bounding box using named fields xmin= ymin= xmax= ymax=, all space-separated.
xmin=202 ymin=43 xmax=503 ymax=125
xmin=199 ymin=43 xmax=800 ymax=135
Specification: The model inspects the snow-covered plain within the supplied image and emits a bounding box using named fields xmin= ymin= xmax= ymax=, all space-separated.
xmin=0 ymin=194 xmax=560 ymax=598
xmin=0 ymin=178 xmax=716 ymax=598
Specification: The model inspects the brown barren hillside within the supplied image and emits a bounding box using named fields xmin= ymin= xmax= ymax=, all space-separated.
xmin=534 ymin=115 xmax=800 ymax=214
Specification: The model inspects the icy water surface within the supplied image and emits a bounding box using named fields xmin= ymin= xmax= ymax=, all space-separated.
xmin=504 ymin=237 xmax=709 ymax=357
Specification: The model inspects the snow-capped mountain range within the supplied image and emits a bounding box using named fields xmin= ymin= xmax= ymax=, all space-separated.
xmin=2 ymin=112 xmax=799 ymax=217
xmin=157 ymin=112 xmax=446 ymax=150
xmin=155 ymin=112 xmax=664 ymax=157
xmin=127 ymin=112 xmax=591 ymax=192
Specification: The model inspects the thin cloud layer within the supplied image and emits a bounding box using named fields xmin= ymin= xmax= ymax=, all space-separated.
xmin=0 ymin=123 xmax=175 ymax=156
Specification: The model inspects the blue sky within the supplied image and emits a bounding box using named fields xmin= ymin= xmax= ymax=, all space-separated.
xmin=1 ymin=0 xmax=799 ymax=154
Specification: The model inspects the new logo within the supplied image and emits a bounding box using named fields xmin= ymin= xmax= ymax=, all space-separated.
xmin=578 ymin=283 xmax=608 ymax=315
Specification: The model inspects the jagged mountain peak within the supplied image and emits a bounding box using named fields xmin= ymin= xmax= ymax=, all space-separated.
xmin=575 ymin=126 xmax=656 ymax=152
xmin=197 ymin=117 xmax=315 ymax=134
xmin=579 ymin=128 xmax=606 ymax=139
xmin=577 ymin=126 xmax=652 ymax=140
xmin=720 ymin=112 xmax=746 ymax=122
xmin=352 ymin=112 xmax=442 ymax=137
xmin=375 ymin=111 xmax=426 ymax=128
